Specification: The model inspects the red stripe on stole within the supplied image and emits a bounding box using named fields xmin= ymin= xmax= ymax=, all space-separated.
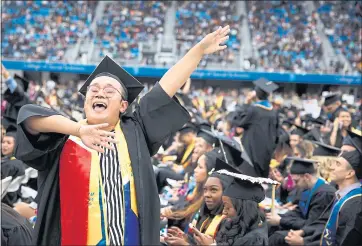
xmin=59 ymin=139 xmax=91 ymax=245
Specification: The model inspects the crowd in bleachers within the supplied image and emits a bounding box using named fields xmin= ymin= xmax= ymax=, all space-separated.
xmin=316 ymin=1 xmax=362 ymax=73
xmin=1 ymin=1 xmax=361 ymax=74
xmin=247 ymin=1 xmax=323 ymax=73
xmin=95 ymin=1 xmax=169 ymax=60
xmin=175 ymin=1 xmax=241 ymax=67
xmin=1 ymin=0 xmax=97 ymax=62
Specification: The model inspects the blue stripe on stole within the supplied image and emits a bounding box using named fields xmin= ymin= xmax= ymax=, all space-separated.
xmin=97 ymin=181 xmax=107 ymax=246
xmin=299 ymin=178 xmax=325 ymax=218
xmin=123 ymin=182 xmax=140 ymax=245
xmin=321 ymin=187 xmax=362 ymax=246
xmin=254 ymin=100 xmax=272 ymax=108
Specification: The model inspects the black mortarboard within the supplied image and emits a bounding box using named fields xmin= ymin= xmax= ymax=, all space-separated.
xmin=14 ymin=74 xmax=30 ymax=92
xmin=215 ymin=158 xmax=278 ymax=202
xmin=197 ymin=129 xmax=217 ymax=146
xmin=288 ymin=157 xmax=317 ymax=175
xmin=291 ymin=125 xmax=309 ymax=137
xmin=340 ymin=150 xmax=362 ymax=179
xmin=1 ymin=116 xmax=17 ymax=132
xmin=212 ymin=131 xmax=256 ymax=176
xmin=307 ymin=116 xmax=326 ymax=126
xmin=304 ymin=128 xmax=323 ymax=142
xmin=311 ymin=141 xmax=341 ymax=156
xmin=344 ymin=130 xmax=362 ymax=155
xmin=323 ymin=93 xmax=341 ymax=106
xmin=5 ymin=125 xmax=17 ymax=139
xmin=253 ymin=78 xmax=279 ymax=94
xmin=179 ymin=122 xmax=197 ymax=135
xmin=282 ymin=120 xmax=294 ymax=128
xmin=79 ymin=56 xmax=144 ymax=103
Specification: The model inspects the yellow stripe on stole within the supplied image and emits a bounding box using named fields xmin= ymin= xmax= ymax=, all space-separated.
xmin=181 ymin=141 xmax=195 ymax=167
xmin=200 ymin=215 xmax=226 ymax=237
xmin=87 ymin=150 xmax=109 ymax=245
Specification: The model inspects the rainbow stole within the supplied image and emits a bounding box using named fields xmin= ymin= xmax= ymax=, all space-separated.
xmin=320 ymin=186 xmax=362 ymax=246
xmin=59 ymin=121 xmax=139 ymax=245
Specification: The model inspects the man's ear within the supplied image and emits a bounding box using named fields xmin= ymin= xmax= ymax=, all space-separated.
xmin=119 ymin=101 xmax=129 ymax=114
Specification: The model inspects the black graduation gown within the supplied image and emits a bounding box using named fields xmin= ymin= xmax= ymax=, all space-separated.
xmin=14 ymin=84 xmax=190 ymax=246
xmin=342 ymin=205 xmax=362 ymax=246
xmin=1 ymin=203 xmax=33 ymax=246
xmin=231 ymin=104 xmax=279 ymax=177
xmin=278 ymin=183 xmax=335 ymax=230
xmin=2 ymin=85 xmax=31 ymax=128
xmin=1 ymin=157 xmax=26 ymax=206
xmin=232 ymin=223 xmax=268 ymax=246
xmin=303 ymin=194 xmax=362 ymax=245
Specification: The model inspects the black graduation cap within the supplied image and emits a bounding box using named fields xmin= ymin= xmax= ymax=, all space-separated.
xmin=304 ymin=128 xmax=323 ymax=142
xmin=4 ymin=125 xmax=17 ymax=139
xmin=214 ymin=158 xmax=278 ymax=203
xmin=340 ymin=150 xmax=362 ymax=179
xmin=344 ymin=130 xmax=362 ymax=155
xmin=253 ymin=78 xmax=279 ymax=94
xmin=311 ymin=141 xmax=341 ymax=156
xmin=78 ymin=56 xmax=144 ymax=104
xmin=197 ymin=129 xmax=217 ymax=146
xmin=1 ymin=116 xmax=17 ymax=132
xmin=14 ymin=74 xmax=30 ymax=92
xmin=179 ymin=122 xmax=198 ymax=135
xmin=323 ymin=93 xmax=340 ymax=106
xmin=211 ymin=131 xmax=257 ymax=176
xmin=290 ymin=125 xmax=309 ymax=137
xmin=288 ymin=157 xmax=317 ymax=175
xmin=308 ymin=116 xmax=326 ymax=126
xmin=282 ymin=120 xmax=294 ymax=128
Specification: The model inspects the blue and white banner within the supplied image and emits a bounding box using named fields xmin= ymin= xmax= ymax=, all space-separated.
xmin=2 ymin=60 xmax=361 ymax=85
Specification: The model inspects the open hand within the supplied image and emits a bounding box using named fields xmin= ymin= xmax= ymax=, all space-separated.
xmin=198 ymin=25 xmax=230 ymax=55
xmin=165 ymin=235 xmax=189 ymax=246
xmin=168 ymin=227 xmax=186 ymax=239
xmin=78 ymin=123 xmax=117 ymax=153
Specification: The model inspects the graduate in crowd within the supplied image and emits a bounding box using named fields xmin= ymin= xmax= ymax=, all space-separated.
xmin=322 ymin=93 xmax=344 ymax=123
xmin=1 ymin=125 xmax=27 ymax=207
xmin=228 ymin=78 xmax=279 ymax=178
xmin=1 ymin=203 xmax=33 ymax=246
xmin=289 ymin=125 xmax=309 ymax=150
xmin=164 ymin=172 xmax=229 ymax=245
xmin=1 ymin=65 xmax=31 ymax=128
xmin=267 ymin=157 xmax=336 ymax=246
xmin=328 ymin=109 xmax=353 ymax=148
xmin=161 ymin=149 xmax=224 ymax=231
xmin=14 ymin=26 xmax=231 ymax=246
xmin=193 ymin=159 xmax=278 ymax=246
xmin=283 ymin=150 xmax=362 ymax=245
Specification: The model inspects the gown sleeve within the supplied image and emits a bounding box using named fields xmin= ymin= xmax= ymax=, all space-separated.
xmin=14 ymin=104 xmax=67 ymax=171
xmin=233 ymin=232 xmax=267 ymax=246
xmin=229 ymin=105 xmax=254 ymax=129
xmin=134 ymin=83 xmax=190 ymax=156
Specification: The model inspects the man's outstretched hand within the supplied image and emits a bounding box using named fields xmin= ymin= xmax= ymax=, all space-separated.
xmin=78 ymin=123 xmax=117 ymax=153
xmin=198 ymin=25 xmax=230 ymax=55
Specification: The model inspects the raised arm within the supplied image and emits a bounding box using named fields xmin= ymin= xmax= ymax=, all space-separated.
xmin=159 ymin=25 xmax=230 ymax=98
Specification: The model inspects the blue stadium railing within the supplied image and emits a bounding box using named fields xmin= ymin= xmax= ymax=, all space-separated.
xmin=2 ymin=60 xmax=361 ymax=85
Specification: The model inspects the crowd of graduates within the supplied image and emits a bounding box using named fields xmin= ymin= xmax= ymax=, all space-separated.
xmin=1 ymin=60 xmax=362 ymax=246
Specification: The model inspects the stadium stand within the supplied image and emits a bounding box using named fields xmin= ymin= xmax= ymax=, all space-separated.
xmin=1 ymin=0 xmax=97 ymax=62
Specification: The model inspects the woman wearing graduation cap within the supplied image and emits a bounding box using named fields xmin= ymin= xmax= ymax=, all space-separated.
xmin=14 ymin=26 xmax=231 ymax=246
xmin=192 ymin=159 xmax=277 ymax=246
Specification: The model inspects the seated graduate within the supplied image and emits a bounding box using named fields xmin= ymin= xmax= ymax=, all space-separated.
xmin=161 ymin=148 xmax=224 ymax=230
xmin=1 ymin=125 xmax=27 ymax=207
xmin=284 ymin=150 xmax=362 ymax=246
xmin=14 ymin=25 xmax=231 ymax=246
xmin=192 ymin=159 xmax=278 ymax=246
xmin=1 ymin=202 xmax=33 ymax=246
xmin=267 ymin=157 xmax=336 ymax=246
xmin=340 ymin=129 xmax=362 ymax=153
xmin=164 ymin=172 xmax=229 ymax=245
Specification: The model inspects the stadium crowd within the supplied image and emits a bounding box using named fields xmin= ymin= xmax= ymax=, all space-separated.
xmin=2 ymin=1 xmax=361 ymax=74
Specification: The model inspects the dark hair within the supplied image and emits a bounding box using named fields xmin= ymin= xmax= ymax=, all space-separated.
xmin=295 ymin=142 xmax=307 ymax=158
xmin=215 ymin=198 xmax=264 ymax=246
xmin=255 ymin=87 xmax=268 ymax=100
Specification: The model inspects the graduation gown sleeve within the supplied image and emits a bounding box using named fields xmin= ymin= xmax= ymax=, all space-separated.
xmin=230 ymin=105 xmax=254 ymax=128
xmin=15 ymin=104 xmax=67 ymax=171
xmin=134 ymin=83 xmax=190 ymax=155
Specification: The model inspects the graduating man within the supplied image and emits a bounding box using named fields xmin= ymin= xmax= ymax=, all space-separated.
xmin=322 ymin=93 xmax=343 ymax=122
xmin=267 ymin=158 xmax=336 ymax=246
xmin=14 ymin=26 xmax=231 ymax=246
xmin=230 ymin=78 xmax=279 ymax=177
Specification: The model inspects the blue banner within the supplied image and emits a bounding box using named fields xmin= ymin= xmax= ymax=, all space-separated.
xmin=2 ymin=60 xmax=361 ymax=85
